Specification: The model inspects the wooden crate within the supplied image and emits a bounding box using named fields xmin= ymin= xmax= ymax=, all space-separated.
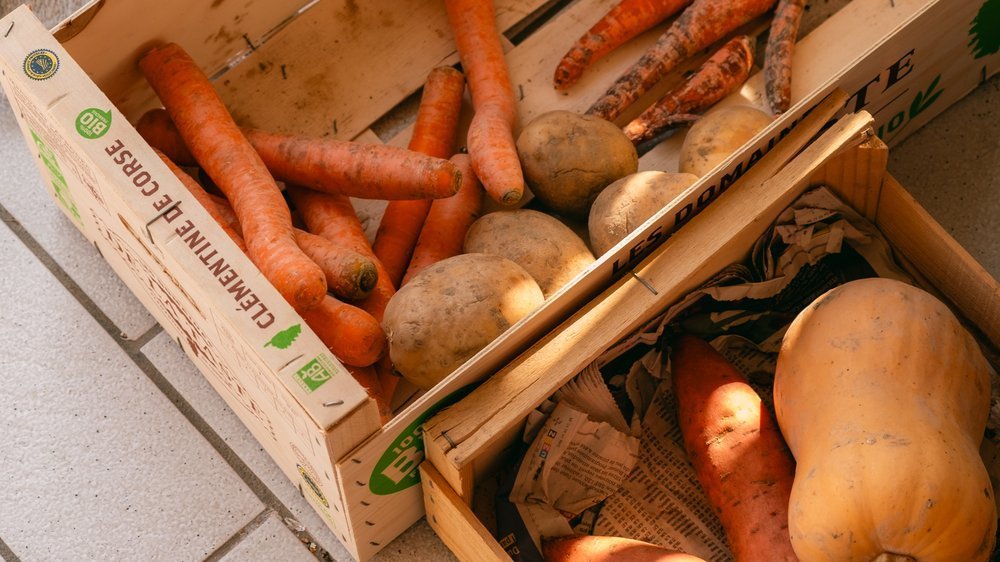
xmin=0 ymin=0 xmax=997 ymax=559
xmin=420 ymin=111 xmax=1000 ymax=560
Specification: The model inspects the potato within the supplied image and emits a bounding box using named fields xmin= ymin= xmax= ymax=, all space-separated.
xmin=517 ymin=110 xmax=637 ymax=218
xmin=382 ymin=253 xmax=544 ymax=390
xmin=464 ymin=209 xmax=595 ymax=297
xmin=679 ymin=106 xmax=773 ymax=177
xmin=588 ymin=171 xmax=698 ymax=256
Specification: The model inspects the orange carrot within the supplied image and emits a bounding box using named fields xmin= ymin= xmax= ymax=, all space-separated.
xmin=139 ymin=43 xmax=326 ymax=311
xmin=137 ymin=108 xmax=196 ymax=166
xmin=373 ymin=66 xmax=467 ymax=287
xmin=763 ymin=0 xmax=805 ymax=114
xmin=402 ymin=154 xmax=483 ymax=285
xmin=299 ymin=295 xmax=386 ymax=368
xmin=624 ymin=35 xmax=756 ymax=148
xmin=587 ymin=0 xmax=776 ymax=122
xmin=444 ymin=0 xmax=524 ymax=205
xmin=295 ymin=230 xmax=378 ymax=302
xmin=671 ymin=336 xmax=797 ymax=562
xmin=155 ymin=148 xmax=247 ymax=252
xmin=346 ymin=365 xmax=392 ymax=422
xmin=135 ymin=107 xmax=463 ymax=200
xmin=554 ymin=0 xmax=693 ymax=90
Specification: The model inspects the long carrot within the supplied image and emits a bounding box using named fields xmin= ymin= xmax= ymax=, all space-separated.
xmin=139 ymin=43 xmax=326 ymax=311
xmin=373 ymin=66 xmax=467 ymax=288
xmin=155 ymin=148 xmax=247 ymax=252
xmin=671 ymin=336 xmax=797 ymax=562
xmin=587 ymin=0 xmax=776 ymax=122
xmin=554 ymin=0 xmax=693 ymax=90
xmin=299 ymin=296 xmax=386 ymax=368
xmin=624 ymin=35 xmax=756 ymax=147
xmin=401 ymin=154 xmax=483 ymax=285
xmin=763 ymin=0 xmax=806 ymax=114
xmin=444 ymin=0 xmax=524 ymax=205
xmin=134 ymin=107 xmax=462 ymax=201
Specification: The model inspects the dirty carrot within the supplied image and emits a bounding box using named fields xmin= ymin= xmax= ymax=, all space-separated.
xmin=587 ymin=0 xmax=776 ymax=122
xmin=624 ymin=35 xmax=756 ymax=146
xmin=155 ymin=148 xmax=247 ymax=252
xmin=401 ymin=154 xmax=483 ymax=285
xmin=138 ymin=42 xmax=326 ymax=311
xmin=296 ymin=229 xmax=379 ymax=302
xmin=373 ymin=66 xmax=467 ymax=287
xmin=671 ymin=335 xmax=797 ymax=562
xmin=444 ymin=0 xmax=524 ymax=205
xmin=554 ymin=0 xmax=693 ymax=90
xmin=763 ymin=0 xmax=806 ymax=114
xmin=137 ymin=108 xmax=196 ymax=166
xmin=134 ymin=107 xmax=462 ymax=200
xmin=299 ymin=295 xmax=386 ymax=368
xmin=288 ymin=186 xmax=399 ymax=413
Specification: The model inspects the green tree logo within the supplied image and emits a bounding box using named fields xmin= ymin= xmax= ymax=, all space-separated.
xmin=970 ymin=0 xmax=1000 ymax=59
xmin=265 ymin=324 xmax=301 ymax=349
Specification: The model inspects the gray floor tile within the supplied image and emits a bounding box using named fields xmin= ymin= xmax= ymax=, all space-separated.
xmin=0 ymin=221 xmax=263 ymax=562
xmin=219 ymin=512 xmax=319 ymax=562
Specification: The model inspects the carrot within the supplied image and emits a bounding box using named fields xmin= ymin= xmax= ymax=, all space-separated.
xmin=346 ymin=365 xmax=392 ymax=423
xmin=155 ymin=148 xmax=247 ymax=252
xmin=670 ymin=335 xmax=797 ymax=562
xmin=299 ymin=296 xmax=386 ymax=368
xmin=554 ymin=0 xmax=693 ymax=90
xmin=138 ymin=43 xmax=326 ymax=311
xmin=402 ymin=154 xmax=483 ymax=285
xmin=624 ymin=35 xmax=756 ymax=147
xmin=542 ymin=535 xmax=708 ymax=562
xmin=134 ymin=107 xmax=463 ymax=201
xmin=587 ymin=0 xmax=776 ymax=122
xmin=139 ymin=109 xmax=196 ymax=166
xmin=444 ymin=0 xmax=524 ymax=205
xmin=295 ymin=230 xmax=378 ymax=302
xmin=373 ymin=66 xmax=467 ymax=287
xmin=763 ymin=0 xmax=806 ymax=114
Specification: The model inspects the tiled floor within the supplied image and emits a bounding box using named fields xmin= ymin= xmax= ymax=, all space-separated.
xmin=1 ymin=1 xmax=998 ymax=562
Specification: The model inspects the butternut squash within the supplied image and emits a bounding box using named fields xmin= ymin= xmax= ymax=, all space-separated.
xmin=774 ymin=277 xmax=996 ymax=562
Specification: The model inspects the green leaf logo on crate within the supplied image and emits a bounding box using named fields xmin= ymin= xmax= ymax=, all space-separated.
xmin=369 ymin=385 xmax=474 ymax=495
xmin=75 ymin=108 xmax=112 ymax=140
xmin=294 ymin=353 xmax=337 ymax=393
xmin=877 ymin=75 xmax=944 ymax=143
xmin=970 ymin=0 xmax=1000 ymax=59
xmin=266 ymin=324 xmax=301 ymax=350
xmin=23 ymin=49 xmax=59 ymax=80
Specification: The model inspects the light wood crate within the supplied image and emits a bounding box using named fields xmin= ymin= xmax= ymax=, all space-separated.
xmin=0 ymin=0 xmax=996 ymax=559
xmin=420 ymin=111 xmax=1000 ymax=561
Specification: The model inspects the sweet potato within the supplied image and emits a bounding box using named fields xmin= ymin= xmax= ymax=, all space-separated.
xmin=542 ymin=535 xmax=708 ymax=561
xmin=671 ymin=336 xmax=797 ymax=562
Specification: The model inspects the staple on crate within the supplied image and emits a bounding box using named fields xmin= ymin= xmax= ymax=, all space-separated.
xmin=630 ymin=271 xmax=659 ymax=295
xmin=323 ymin=400 xmax=345 ymax=407
xmin=144 ymin=199 xmax=182 ymax=246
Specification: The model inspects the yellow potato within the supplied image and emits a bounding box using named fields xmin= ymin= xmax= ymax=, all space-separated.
xmin=464 ymin=209 xmax=595 ymax=297
xmin=588 ymin=171 xmax=698 ymax=256
xmin=517 ymin=110 xmax=637 ymax=218
xmin=679 ymin=106 xmax=773 ymax=177
xmin=382 ymin=253 xmax=544 ymax=390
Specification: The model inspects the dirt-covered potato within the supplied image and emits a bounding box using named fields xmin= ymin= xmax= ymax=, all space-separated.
xmin=588 ymin=171 xmax=698 ymax=256
xmin=517 ymin=110 xmax=637 ymax=218
xmin=464 ymin=209 xmax=595 ymax=297
xmin=679 ymin=106 xmax=773 ymax=177
xmin=382 ymin=253 xmax=544 ymax=390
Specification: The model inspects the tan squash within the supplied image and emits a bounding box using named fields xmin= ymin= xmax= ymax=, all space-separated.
xmin=774 ymin=277 xmax=996 ymax=562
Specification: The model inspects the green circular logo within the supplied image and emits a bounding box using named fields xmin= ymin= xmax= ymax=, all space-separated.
xmin=23 ymin=49 xmax=59 ymax=80
xmin=75 ymin=108 xmax=112 ymax=139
